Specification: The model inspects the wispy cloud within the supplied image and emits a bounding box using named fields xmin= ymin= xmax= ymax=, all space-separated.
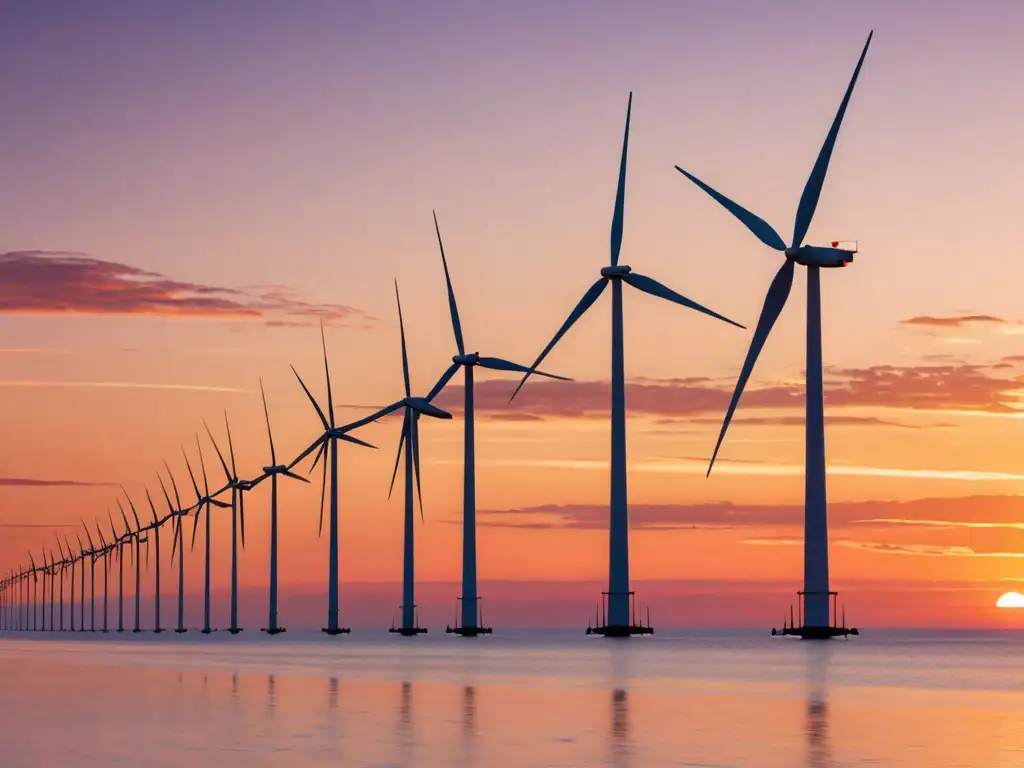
xmin=0 ymin=380 xmax=247 ymax=393
xmin=740 ymin=536 xmax=1024 ymax=558
xmin=0 ymin=251 xmax=374 ymax=327
xmin=0 ymin=477 xmax=115 ymax=488
xmin=439 ymin=455 xmax=1024 ymax=482
xmin=432 ymin=363 xmax=1024 ymax=421
xmin=900 ymin=314 xmax=1008 ymax=329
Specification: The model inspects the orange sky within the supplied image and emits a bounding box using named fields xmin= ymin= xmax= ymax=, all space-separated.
xmin=3 ymin=2 xmax=1024 ymax=628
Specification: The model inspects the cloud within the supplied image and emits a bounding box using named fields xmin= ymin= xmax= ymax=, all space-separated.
xmin=0 ymin=380 xmax=247 ymax=394
xmin=682 ymin=415 xmax=937 ymax=429
xmin=432 ymin=362 xmax=1024 ymax=421
xmin=469 ymin=495 xmax=1024 ymax=532
xmin=901 ymin=315 xmax=1008 ymax=329
xmin=837 ymin=540 xmax=1024 ymax=558
xmin=0 ymin=477 xmax=115 ymax=488
xmin=0 ymin=251 xmax=373 ymax=326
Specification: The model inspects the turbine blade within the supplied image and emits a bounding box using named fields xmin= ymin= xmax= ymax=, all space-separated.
xmin=239 ymin=492 xmax=245 ymax=549
xmin=792 ymin=31 xmax=873 ymax=248
xmin=163 ymin=459 xmax=183 ymax=509
xmin=282 ymin=470 xmax=310 ymax=483
xmin=146 ymin=487 xmax=159 ymax=525
xmin=510 ymin=278 xmax=608 ymax=401
xmin=224 ymin=411 xmax=237 ymax=478
xmin=260 ymin=378 xmax=276 ymax=466
xmin=339 ymin=433 xmax=377 ymax=450
xmin=181 ymin=448 xmax=201 ymax=501
xmin=411 ymin=412 xmax=424 ymax=523
xmin=191 ymin=505 xmax=201 ymax=552
xmin=708 ymin=258 xmax=795 ymax=475
xmin=196 ymin=437 xmax=210 ymax=496
xmin=309 ymin=440 xmax=326 ymax=476
xmin=425 ymin=363 xmax=459 ymax=403
xmin=318 ymin=449 xmax=327 ymax=538
xmin=477 ymin=356 xmax=571 ymax=381
xmin=610 ymin=92 xmax=632 ymax=267
xmin=289 ymin=435 xmax=326 ymax=473
xmin=171 ymin=516 xmax=179 ymax=563
xmin=320 ymin=320 xmax=336 ymax=428
xmin=291 ymin=365 xmax=330 ymax=431
xmin=388 ymin=411 xmax=408 ymax=500
xmin=395 ymin=280 xmax=411 ymax=398
xmin=203 ymin=417 xmax=232 ymax=483
xmin=674 ymin=167 xmax=786 ymax=251
xmin=433 ymin=210 xmax=465 ymax=355
xmin=622 ymin=272 xmax=745 ymax=329
xmin=340 ymin=401 xmax=403 ymax=433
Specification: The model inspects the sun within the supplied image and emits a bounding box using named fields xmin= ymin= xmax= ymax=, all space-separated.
xmin=996 ymin=592 xmax=1024 ymax=608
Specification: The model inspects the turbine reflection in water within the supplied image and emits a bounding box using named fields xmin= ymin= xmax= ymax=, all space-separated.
xmin=611 ymin=688 xmax=632 ymax=768
xmin=804 ymin=645 xmax=834 ymax=768
xmin=328 ymin=676 xmax=339 ymax=710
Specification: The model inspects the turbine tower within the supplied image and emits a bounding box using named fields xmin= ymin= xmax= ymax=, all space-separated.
xmin=159 ymin=465 xmax=190 ymax=633
xmin=384 ymin=282 xmax=453 ymax=636
xmin=187 ymin=437 xmax=230 ymax=634
xmin=145 ymin=487 xmax=166 ymax=633
xmin=122 ymin=491 xmax=148 ymax=633
xmin=427 ymin=213 xmax=567 ymax=637
xmin=288 ymin=325 xmax=395 ymax=635
xmin=675 ymin=32 xmax=873 ymax=639
xmin=252 ymin=380 xmax=309 ymax=635
xmin=115 ymin=501 xmax=133 ymax=632
xmin=514 ymin=93 xmax=743 ymax=636
xmin=205 ymin=414 xmax=248 ymax=635
xmin=95 ymin=523 xmax=112 ymax=633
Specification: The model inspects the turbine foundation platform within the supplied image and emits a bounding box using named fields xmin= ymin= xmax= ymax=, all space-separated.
xmin=174 ymin=628 xmax=187 ymax=634
xmin=773 ymin=590 xmax=858 ymax=640
xmin=153 ymin=628 xmax=164 ymax=634
xmin=389 ymin=626 xmax=428 ymax=636
xmin=200 ymin=628 xmax=215 ymax=634
xmin=446 ymin=625 xmax=492 ymax=636
xmin=587 ymin=591 xmax=654 ymax=637
xmin=262 ymin=627 xmax=286 ymax=635
xmin=227 ymin=628 xmax=243 ymax=635
xmin=322 ymin=627 xmax=351 ymax=636
xmin=132 ymin=629 xmax=142 ymax=634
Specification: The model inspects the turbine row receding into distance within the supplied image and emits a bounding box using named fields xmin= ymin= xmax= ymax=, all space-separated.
xmin=0 ymin=31 xmax=873 ymax=640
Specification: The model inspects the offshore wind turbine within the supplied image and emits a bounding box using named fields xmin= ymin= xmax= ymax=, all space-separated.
xmin=161 ymin=462 xmax=190 ymax=633
xmin=122 ymin=491 xmax=149 ymax=633
xmin=252 ymin=380 xmax=309 ymax=635
xmin=145 ymin=487 xmax=167 ymax=633
xmin=513 ymin=93 xmax=743 ymax=636
xmin=187 ymin=437 xmax=230 ymax=633
xmin=205 ymin=414 xmax=248 ymax=634
xmin=55 ymin=537 xmax=68 ymax=631
xmin=426 ymin=213 xmax=567 ymax=637
xmin=115 ymin=503 xmax=133 ymax=632
xmin=75 ymin=533 xmax=88 ymax=631
xmin=675 ymin=32 xmax=872 ymax=639
xmin=68 ymin=537 xmax=78 ymax=632
xmin=288 ymin=325 xmax=390 ymax=635
xmin=27 ymin=552 xmax=39 ymax=631
xmin=95 ymin=523 xmax=112 ymax=633
xmin=82 ymin=521 xmax=99 ymax=631
xmin=384 ymin=282 xmax=453 ymax=636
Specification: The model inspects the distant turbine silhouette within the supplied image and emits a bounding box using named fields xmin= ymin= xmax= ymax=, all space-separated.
xmin=205 ymin=414 xmax=249 ymax=634
xmin=187 ymin=436 xmax=230 ymax=633
xmin=27 ymin=552 xmax=39 ymax=631
xmin=115 ymin=501 xmax=133 ymax=632
xmin=75 ymin=533 xmax=88 ymax=631
xmin=385 ymin=282 xmax=453 ymax=636
xmin=81 ymin=521 xmax=100 ymax=631
xmin=427 ymin=213 xmax=567 ymax=636
xmin=121 ymin=490 xmax=149 ymax=633
xmin=55 ymin=537 xmax=69 ymax=631
xmin=514 ymin=93 xmax=743 ymax=635
xmin=159 ymin=465 xmax=190 ymax=633
xmin=94 ymin=522 xmax=112 ymax=632
xmin=144 ymin=487 xmax=166 ymax=633
xmin=675 ymin=32 xmax=872 ymax=637
xmin=288 ymin=325 xmax=393 ymax=635
xmin=251 ymin=380 xmax=309 ymax=635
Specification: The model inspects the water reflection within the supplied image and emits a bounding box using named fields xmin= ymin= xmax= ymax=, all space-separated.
xmin=395 ymin=679 xmax=414 ymax=758
xmin=328 ymin=676 xmax=339 ymax=710
xmin=231 ymin=672 xmax=239 ymax=699
xmin=462 ymin=685 xmax=477 ymax=737
xmin=610 ymin=687 xmax=632 ymax=768
xmin=267 ymin=673 xmax=277 ymax=714
xmin=804 ymin=644 xmax=834 ymax=768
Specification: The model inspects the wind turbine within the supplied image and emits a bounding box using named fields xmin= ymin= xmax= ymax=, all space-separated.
xmin=675 ymin=32 xmax=872 ymax=638
xmin=27 ymin=552 xmax=39 ymax=631
xmin=55 ymin=537 xmax=68 ymax=631
xmin=68 ymin=536 xmax=78 ymax=632
xmin=205 ymin=414 xmax=248 ymax=634
xmin=426 ymin=213 xmax=567 ymax=636
xmin=252 ymin=379 xmax=308 ymax=635
xmin=145 ymin=487 xmax=167 ymax=633
xmin=288 ymin=325 xmax=392 ymax=635
xmin=115 ymin=502 xmax=133 ymax=632
xmin=384 ymin=282 xmax=453 ymax=636
xmin=513 ymin=93 xmax=743 ymax=636
xmin=95 ymin=522 xmax=112 ymax=633
xmin=75 ymin=533 xmax=88 ymax=632
xmin=81 ymin=520 xmax=101 ymax=632
xmin=161 ymin=461 xmax=190 ymax=633
xmin=122 ymin=491 xmax=149 ymax=633
xmin=187 ymin=436 xmax=230 ymax=633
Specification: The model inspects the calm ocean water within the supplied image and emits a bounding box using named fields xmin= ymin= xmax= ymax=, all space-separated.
xmin=1 ymin=629 xmax=1022 ymax=767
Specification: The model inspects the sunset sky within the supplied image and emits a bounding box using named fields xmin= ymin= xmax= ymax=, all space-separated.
xmin=3 ymin=1 xmax=1024 ymax=629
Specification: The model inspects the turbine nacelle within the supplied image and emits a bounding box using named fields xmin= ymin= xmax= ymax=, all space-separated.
xmin=600 ymin=264 xmax=632 ymax=279
xmin=262 ymin=464 xmax=289 ymax=475
xmin=784 ymin=245 xmax=855 ymax=268
xmin=452 ymin=352 xmax=480 ymax=366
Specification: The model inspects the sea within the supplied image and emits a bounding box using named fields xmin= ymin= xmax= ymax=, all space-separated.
xmin=1 ymin=629 xmax=1021 ymax=767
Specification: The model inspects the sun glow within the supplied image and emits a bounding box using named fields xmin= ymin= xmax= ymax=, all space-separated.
xmin=996 ymin=592 xmax=1024 ymax=608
